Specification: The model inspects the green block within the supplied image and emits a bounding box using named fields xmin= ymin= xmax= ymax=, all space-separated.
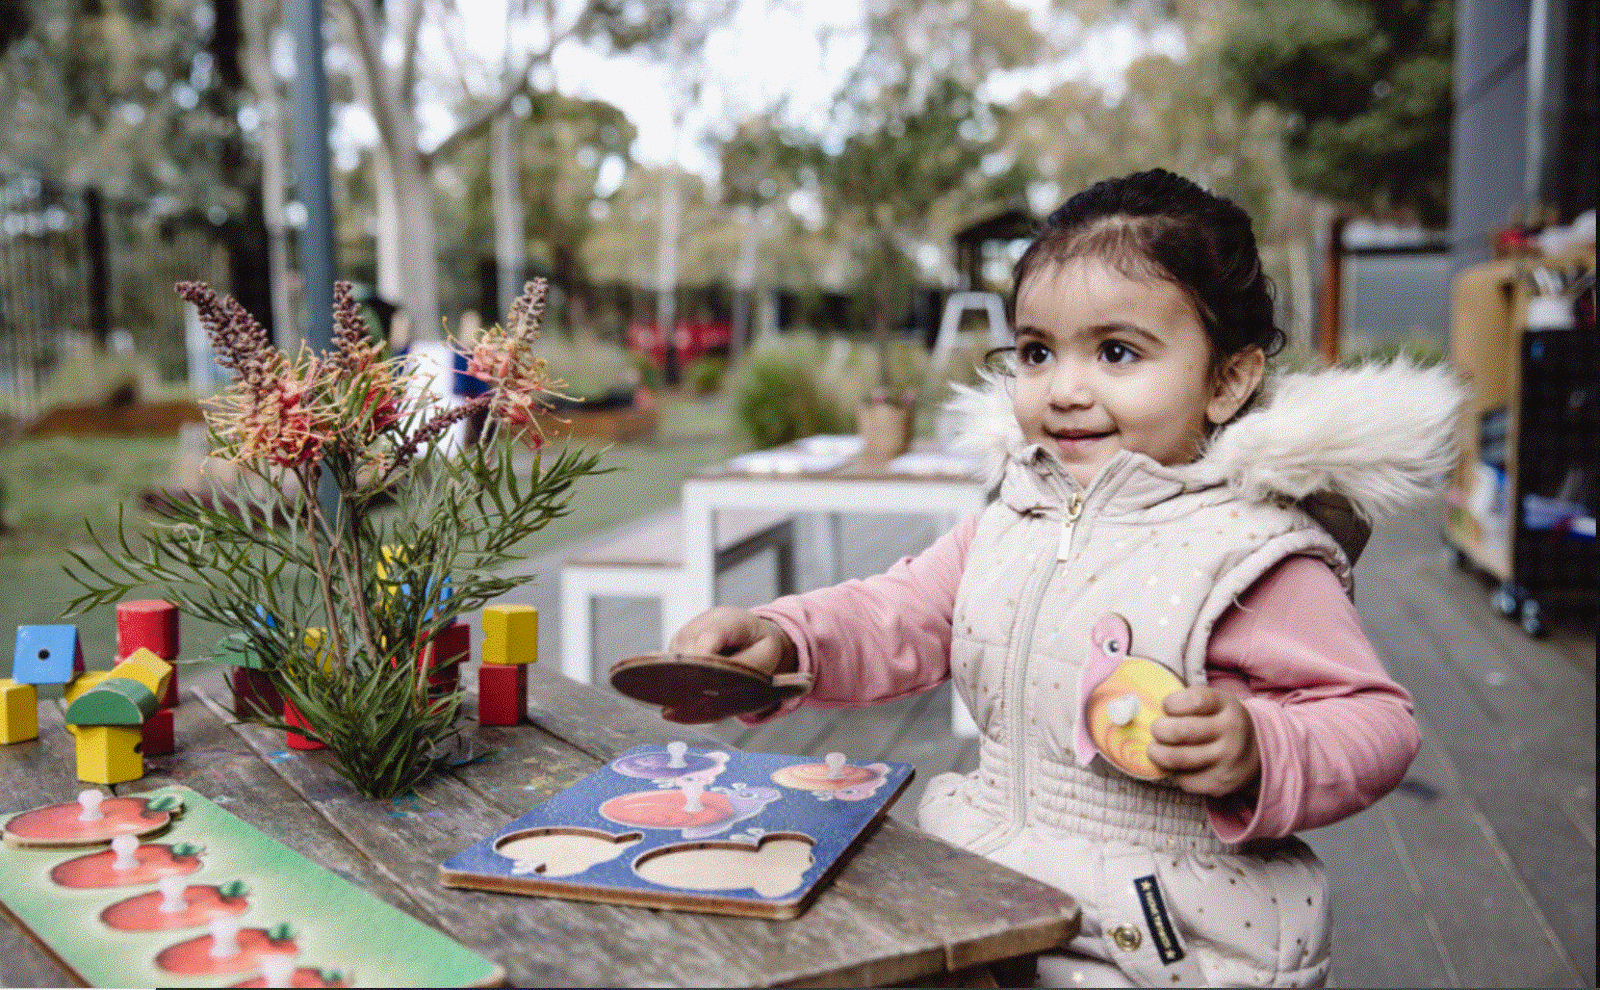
xmin=64 ymin=677 xmax=158 ymax=726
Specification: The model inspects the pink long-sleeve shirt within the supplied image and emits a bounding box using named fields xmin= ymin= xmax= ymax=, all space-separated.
xmin=754 ymin=513 xmax=1420 ymax=844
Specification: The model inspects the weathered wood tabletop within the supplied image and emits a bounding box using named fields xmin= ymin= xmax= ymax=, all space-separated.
xmin=0 ymin=665 xmax=1079 ymax=988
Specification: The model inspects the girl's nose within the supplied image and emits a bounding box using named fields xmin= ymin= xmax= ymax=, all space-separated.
xmin=1046 ymin=359 xmax=1093 ymax=408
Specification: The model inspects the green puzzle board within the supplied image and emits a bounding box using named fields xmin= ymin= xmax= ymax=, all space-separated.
xmin=0 ymin=785 xmax=503 ymax=988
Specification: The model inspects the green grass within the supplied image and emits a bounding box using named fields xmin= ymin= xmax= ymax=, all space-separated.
xmin=0 ymin=393 xmax=745 ymax=677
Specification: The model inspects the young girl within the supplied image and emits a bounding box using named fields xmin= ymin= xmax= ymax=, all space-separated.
xmin=668 ymin=169 xmax=1461 ymax=987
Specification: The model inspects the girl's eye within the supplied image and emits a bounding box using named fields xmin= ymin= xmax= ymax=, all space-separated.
xmin=1018 ymin=341 xmax=1052 ymax=366
xmin=1099 ymin=340 xmax=1138 ymax=365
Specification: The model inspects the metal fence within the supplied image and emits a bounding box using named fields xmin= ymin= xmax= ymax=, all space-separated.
xmin=0 ymin=175 xmax=229 ymax=417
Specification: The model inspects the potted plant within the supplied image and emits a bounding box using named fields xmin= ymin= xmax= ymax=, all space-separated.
xmin=64 ymin=279 xmax=604 ymax=799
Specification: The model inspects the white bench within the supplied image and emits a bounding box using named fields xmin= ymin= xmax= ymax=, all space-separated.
xmin=559 ymin=509 xmax=797 ymax=684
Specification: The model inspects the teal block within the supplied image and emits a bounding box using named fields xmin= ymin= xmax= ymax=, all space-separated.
xmin=64 ymin=677 xmax=159 ymax=726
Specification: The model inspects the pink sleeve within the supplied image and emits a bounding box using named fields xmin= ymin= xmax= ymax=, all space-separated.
xmin=746 ymin=514 xmax=979 ymax=721
xmin=1203 ymin=554 xmax=1421 ymax=843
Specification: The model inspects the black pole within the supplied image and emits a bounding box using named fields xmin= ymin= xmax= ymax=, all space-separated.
xmin=288 ymin=0 xmax=340 ymax=523
xmin=290 ymin=0 xmax=336 ymax=354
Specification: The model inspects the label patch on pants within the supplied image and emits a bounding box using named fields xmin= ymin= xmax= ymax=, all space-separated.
xmin=1134 ymin=874 xmax=1186 ymax=964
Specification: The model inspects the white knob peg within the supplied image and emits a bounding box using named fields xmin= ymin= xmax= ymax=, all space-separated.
xmin=76 ymin=790 xmax=105 ymax=822
xmin=680 ymin=778 xmax=705 ymax=813
xmin=110 ymin=834 xmax=139 ymax=872
xmin=1107 ymin=693 xmax=1141 ymax=727
xmin=824 ymin=752 xmax=848 ymax=780
xmin=666 ymin=741 xmax=688 ymax=768
xmin=158 ymin=875 xmax=188 ymax=914
xmin=260 ymin=952 xmax=297 ymax=987
xmin=209 ymin=914 xmax=242 ymax=958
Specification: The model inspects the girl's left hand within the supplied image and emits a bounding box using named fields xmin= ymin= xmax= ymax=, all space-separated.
xmin=1147 ymin=687 xmax=1261 ymax=798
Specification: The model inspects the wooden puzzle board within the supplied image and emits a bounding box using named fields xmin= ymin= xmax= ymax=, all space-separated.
xmin=440 ymin=744 xmax=913 ymax=919
xmin=0 ymin=785 xmax=504 ymax=988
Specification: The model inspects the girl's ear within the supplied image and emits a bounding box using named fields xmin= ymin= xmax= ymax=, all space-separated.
xmin=1206 ymin=346 xmax=1265 ymax=426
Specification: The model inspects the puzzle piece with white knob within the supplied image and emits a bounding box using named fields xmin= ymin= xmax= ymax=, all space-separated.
xmin=440 ymin=743 xmax=913 ymax=919
xmin=0 ymin=786 xmax=503 ymax=987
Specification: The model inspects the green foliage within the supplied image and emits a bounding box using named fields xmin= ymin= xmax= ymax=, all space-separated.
xmin=728 ymin=334 xmax=853 ymax=449
xmin=683 ymin=354 xmax=728 ymax=395
xmin=63 ymin=441 xmax=603 ymax=798
xmin=1218 ymin=0 xmax=1455 ymax=225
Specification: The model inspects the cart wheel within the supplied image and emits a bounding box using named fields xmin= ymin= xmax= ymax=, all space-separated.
xmin=1490 ymin=583 xmax=1523 ymax=618
xmin=1519 ymin=598 xmax=1547 ymax=638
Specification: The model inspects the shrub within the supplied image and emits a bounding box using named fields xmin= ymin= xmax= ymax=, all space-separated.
xmin=729 ymin=334 xmax=853 ymax=448
xmin=684 ymin=354 xmax=728 ymax=395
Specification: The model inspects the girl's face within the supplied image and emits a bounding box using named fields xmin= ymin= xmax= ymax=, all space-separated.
xmin=1011 ymin=257 xmax=1263 ymax=488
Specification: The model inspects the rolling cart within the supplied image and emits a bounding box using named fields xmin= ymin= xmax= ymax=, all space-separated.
xmin=1443 ymin=252 xmax=1596 ymax=637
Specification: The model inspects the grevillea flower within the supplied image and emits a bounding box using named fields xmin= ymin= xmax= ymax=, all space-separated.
xmin=205 ymin=349 xmax=338 ymax=468
xmin=458 ymin=278 xmax=567 ymax=446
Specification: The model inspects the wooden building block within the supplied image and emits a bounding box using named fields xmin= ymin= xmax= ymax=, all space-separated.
xmin=63 ymin=669 xmax=117 ymax=706
xmin=282 ymin=701 xmax=325 ymax=751
xmin=423 ymin=621 xmax=471 ymax=669
xmin=64 ymin=677 xmax=159 ymax=727
xmin=481 ymin=605 xmax=538 ymax=666
xmin=11 ymin=625 xmax=85 ymax=686
xmin=141 ymin=707 xmax=175 ymax=756
xmin=115 ymin=599 xmax=179 ymax=659
xmin=74 ymin=725 xmax=143 ymax=785
xmin=113 ymin=648 xmax=174 ymax=706
xmin=1 ymin=679 xmax=39 ymax=744
xmin=477 ymin=664 xmax=526 ymax=725
xmin=228 ymin=666 xmax=282 ymax=720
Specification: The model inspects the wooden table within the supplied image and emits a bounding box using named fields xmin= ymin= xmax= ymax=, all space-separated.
xmin=0 ymin=666 xmax=1077 ymax=988
xmin=680 ymin=438 xmax=992 ymax=736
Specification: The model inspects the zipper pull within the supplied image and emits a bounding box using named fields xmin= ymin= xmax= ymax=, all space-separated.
xmin=1057 ymin=490 xmax=1084 ymax=562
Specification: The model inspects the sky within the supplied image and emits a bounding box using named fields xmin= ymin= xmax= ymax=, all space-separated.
xmin=441 ymin=0 xmax=1187 ymax=178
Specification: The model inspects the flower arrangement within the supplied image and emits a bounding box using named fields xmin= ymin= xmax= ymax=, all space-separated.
xmin=64 ymin=279 xmax=604 ymax=799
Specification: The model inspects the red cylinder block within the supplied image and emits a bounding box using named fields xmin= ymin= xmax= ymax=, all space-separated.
xmin=117 ymin=600 xmax=180 ymax=707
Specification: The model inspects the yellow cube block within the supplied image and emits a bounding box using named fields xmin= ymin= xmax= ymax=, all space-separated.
xmin=1 ymin=679 xmax=39 ymax=744
xmin=303 ymin=628 xmax=335 ymax=672
xmin=74 ymin=724 xmax=143 ymax=785
xmin=64 ymin=669 xmax=116 ymax=705
xmin=113 ymin=647 xmax=173 ymax=701
xmin=481 ymin=605 xmax=538 ymax=666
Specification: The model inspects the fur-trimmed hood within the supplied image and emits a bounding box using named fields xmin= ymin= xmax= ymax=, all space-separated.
xmin=944 ymin=357 xmax=1465 ymax=537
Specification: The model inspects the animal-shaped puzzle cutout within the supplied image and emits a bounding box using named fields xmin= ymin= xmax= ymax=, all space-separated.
xmin=1075 ymin=613 xmax=1185 ymax=780
xmin=442 ymin=743 xmax=914 ymax=918
xmin=0 ymin=786 xmax=503 ymax=988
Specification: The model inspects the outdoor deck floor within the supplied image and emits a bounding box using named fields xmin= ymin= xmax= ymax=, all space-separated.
xmin=488 ymin=499 xmax=1594 ymax=989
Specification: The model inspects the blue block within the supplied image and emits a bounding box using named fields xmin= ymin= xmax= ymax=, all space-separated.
xmin=12 ymin=625 xmax=85 ymax=685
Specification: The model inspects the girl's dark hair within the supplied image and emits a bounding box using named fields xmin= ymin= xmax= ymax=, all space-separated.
xmin=1012 ymin=169 xmax=1286 ymax=363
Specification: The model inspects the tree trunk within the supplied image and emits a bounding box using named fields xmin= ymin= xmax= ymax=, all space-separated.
xmin=491 ymin=111 xmax=526 ymax=319
xmin=242 ymin=0 xmax=294 ymax=349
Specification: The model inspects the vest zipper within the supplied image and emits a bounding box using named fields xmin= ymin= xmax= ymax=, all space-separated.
xmin=974 ymin=477 xmax=1087 ymax=856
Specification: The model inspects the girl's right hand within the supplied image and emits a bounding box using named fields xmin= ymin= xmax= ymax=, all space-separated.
xmin=669 ymin=606 xmax=798 ymax=677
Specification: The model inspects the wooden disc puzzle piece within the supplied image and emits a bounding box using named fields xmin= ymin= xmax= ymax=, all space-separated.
xmin=1075 ymin=613 xmax=1186 ymax=780
xmin=608 ymin=652 xmax=815 ymax=723
xmin=3 ymin=789 xmax=182 ymax=848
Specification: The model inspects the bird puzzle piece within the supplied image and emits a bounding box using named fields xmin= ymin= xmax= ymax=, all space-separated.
xmin=1074 ymin=613 xmax=1185 ymax=780
xmin=608 ymin=652 xmax=815 ymax=724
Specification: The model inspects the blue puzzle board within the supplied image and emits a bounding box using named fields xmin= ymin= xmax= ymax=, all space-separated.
xmin=440 ymin=744 xmax=913 ymax=919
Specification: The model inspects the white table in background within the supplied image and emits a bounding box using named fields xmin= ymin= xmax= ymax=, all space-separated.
xmin=678 ymin=436 xmax=990 ymax=736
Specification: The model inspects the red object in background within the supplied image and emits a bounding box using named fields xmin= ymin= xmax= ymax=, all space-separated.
xmin=422 ymin=622 xmax=471 ymax=669
xmin=626 ymin=319 xmax=732 ymax=369
xmin=228 ymin=667 xmax=281 ymax=720
xmin=477 ymin=664 xmax=526 ymax=726
xmin=282 ymin=701 xmax=324 ymax=750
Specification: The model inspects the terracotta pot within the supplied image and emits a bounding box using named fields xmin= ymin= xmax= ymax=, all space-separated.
xmin=858 ymin=403 xmax=913 ymax=465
